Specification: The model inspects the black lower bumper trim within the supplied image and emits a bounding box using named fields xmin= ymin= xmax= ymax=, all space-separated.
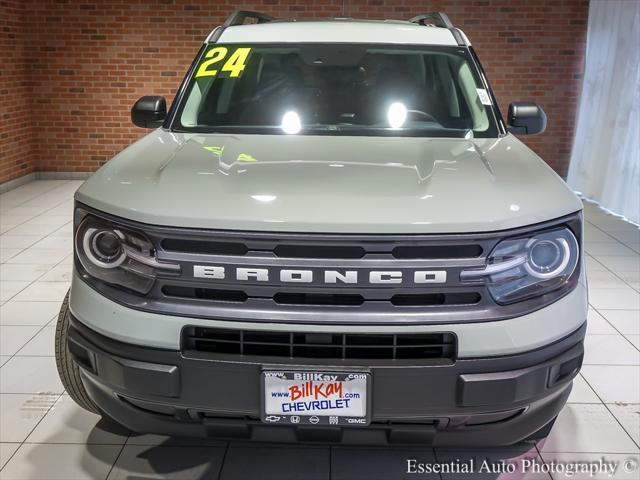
xmin=68 ymin=316 xmax=585 ymax=446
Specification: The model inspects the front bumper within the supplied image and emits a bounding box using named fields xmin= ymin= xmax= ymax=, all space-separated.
xmin=68 ymin=315 xmax=585 ymax=446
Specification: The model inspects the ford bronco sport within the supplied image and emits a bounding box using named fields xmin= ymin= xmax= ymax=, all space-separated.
xmin=56 ymin=11 xmax=587 ymax=446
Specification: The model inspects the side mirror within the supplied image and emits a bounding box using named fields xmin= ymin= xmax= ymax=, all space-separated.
xmin=131 ymin=96 xmax=167 ymax=128
xmin=507 ymin=102 xmax=547 ymax=135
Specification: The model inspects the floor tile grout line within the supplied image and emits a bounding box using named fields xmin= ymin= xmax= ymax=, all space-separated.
xmin=0 ymin=391 xmax=65 ymax=474
xmin=585 ymin=217 xmax=638 ymax=233
xmin=0 ymin=249 xmax=24 ymax=265
xmin=0 ymin=236 xmax=71 ymax=257
xmin=586 ymin=308 xmax=638 ymax=337
xmin=1 ymin=392 xmax=65 ymax=396
xmin=1 ymin=201 xmax=74 ymax=267
xmin=429 ymin=446 xmax=444 ymax=480
xmin=5 ymin=237 xmax=75 ymax=286
xmin=586 ymin=253 xmax=640 ymax=294
xmin=0 ymin=255 xmax=72 ymax=296
xmin=2 ymin=314 xmax=59 ymax=368
xmin=10 ymin=179 xmax=79 ymax=204
xmin=570 ymin=372 xmax=599 ymax=403
xmin=586 ymin=219 xmax=640 ymax=256
xmin=1 ymin=218 xmax=72 ymax=248
xmin=0 ymin=243 xmax=72 ymax=305
xmin=19 ymin=441 xmax=129 ymax=446
xmin=1 ymin=314 xmax=60 ymax=327
xmin=579 ymin=374 xmax=640 ymax=451
xmin=0 ymin=183 xmax=74 ymax=223
xmin=534 ymin=442 xmax=553 ymax=480
xmin=591 ymin=306 xmax=640 ymax=353
xmin=104 ymin=431 xmax=132 ymax=480
xmin=1 ymin=191 xmax=75 ymax=239
xmin=583 ymin=236 xmax=640 ymax=255
xmin=1 ymin=218 xmax=71 ymax=243
xmin=0 ymin=280 xmax=33 ymax=306
xmin=0 ymin=443 xmax=23 ymax=474
xmin=0 ymin=179 xmax=71 ymax=200
xmin=587 ymin=263 xmax=640 ymax=285
xmin=1 ymin=221 xmax=71 ymax=323
xmin=585 ymin=219 xmax=638 ymax=246
xmin=0 ymin=180 xmax=73 ymax=212
xmin=216 ymin=442 xmax=231 ymax=480
xmin=5 ymin=354 xmax=56 ymax=358
xmin=536 ymin=438 xmax=572 ymax=480
xmin=0 ymin=441 xmax=24 ymax=473
xmin=588 ymin=233 xmax=640 ymax=255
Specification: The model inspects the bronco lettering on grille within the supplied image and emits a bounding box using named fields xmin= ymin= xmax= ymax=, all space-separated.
xmin=192 ymin=265 xmax=447 ymax=284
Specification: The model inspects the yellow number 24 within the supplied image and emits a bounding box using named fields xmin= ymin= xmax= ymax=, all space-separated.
xmin=195 ymin=47 xmax=251 ymax=79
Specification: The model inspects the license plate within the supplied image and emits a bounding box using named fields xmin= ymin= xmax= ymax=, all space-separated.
xmin=261 ymin=371 xmax=369 ymax=426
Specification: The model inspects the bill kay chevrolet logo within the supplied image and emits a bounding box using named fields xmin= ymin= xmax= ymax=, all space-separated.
xmin=193 ymin=265 xmax=447 ymax=284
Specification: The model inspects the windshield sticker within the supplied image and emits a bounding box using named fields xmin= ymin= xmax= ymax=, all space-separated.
xmin=476 ymin=88 xmax=492 ymax=106
xmin=203 ymin=145 xmax=224 ymax=156
xmin=195 ymin=46 xmax=252 ymax=79
xmin=237 ymin=153 xmax=257 ymax=162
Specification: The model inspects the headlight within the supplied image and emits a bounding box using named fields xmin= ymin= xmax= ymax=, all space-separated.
xmin=75 ymin=214 xmax=179 ymax=294
xmin=460 ymin=227 xmax=579 ymax=305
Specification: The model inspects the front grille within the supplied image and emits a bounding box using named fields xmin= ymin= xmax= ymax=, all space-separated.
xmin=182 ymin=327 xmax=457 ymax=360
xmin=76 ymin=203 xmax=583 ymax=326
xmin=91 ymin=226 xmax=514 ymax=324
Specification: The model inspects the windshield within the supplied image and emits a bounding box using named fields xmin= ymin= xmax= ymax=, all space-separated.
xmin=175 ymin=43 xmax=499 ymax=137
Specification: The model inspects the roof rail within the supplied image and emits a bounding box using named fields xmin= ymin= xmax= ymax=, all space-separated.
xmin=409 ymin=12 xmax=467 ymax=46
xmin=409 ymin=12 xmax=454 ymax=29
xmin=223 ymin=10 xmax=275 ymax=27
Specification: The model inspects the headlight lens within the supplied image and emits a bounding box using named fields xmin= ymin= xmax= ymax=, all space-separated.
xmin=83 ymin=228 xmax=126 ymax=268
xmin=461 ymin=227 xmax=579 ymax=304
xmin=75 ymin=214 xmax=179 ymax=294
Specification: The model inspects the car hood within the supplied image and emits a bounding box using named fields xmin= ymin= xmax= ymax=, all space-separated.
xmin=76 ymin=130 xmax=582 ymax=234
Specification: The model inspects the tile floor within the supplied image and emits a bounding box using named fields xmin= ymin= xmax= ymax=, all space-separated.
xmin=0 ymin=180 xmax=638 ymax=479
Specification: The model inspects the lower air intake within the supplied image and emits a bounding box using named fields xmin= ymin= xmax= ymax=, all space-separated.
xmin=182 ymin=327 xmax=456 ymax=361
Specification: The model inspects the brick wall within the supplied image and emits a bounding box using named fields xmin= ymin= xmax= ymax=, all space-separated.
xmin=0 ymin=0 xmax=36 ymax=182
xmin=0 ymin=0 xmax=587 ymax=184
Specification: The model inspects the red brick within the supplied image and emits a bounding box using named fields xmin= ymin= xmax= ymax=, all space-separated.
xmin=0 ymin=0 xmax=587 ymax=183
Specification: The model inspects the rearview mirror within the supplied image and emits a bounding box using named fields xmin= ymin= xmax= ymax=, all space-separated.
xmin=507 ymin=102 xmax=547 ymax=135
xmin=131 ymin=96 xmax=167 ymax=128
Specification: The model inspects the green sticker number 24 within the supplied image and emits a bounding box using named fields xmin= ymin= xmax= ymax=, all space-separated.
xmin=195 ymin=47 xmax=252 ymax=79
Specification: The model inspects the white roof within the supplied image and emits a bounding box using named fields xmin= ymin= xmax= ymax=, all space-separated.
xmin=213 ymin=20 xmax=465 ymax=46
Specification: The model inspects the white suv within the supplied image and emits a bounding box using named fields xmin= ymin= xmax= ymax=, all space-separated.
xmin=55 ymin=11 xmax=587 ymax=446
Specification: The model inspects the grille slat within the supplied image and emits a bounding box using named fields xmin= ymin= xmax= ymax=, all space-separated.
xmin=161 ymin=238 xmax=483 ymax=260
xmin=162 ymin=285 xmax=247 ymax=303
xmin=392 ymin=244 xmax=483 ymax=259
xmin=162 ymin=286 xmax=482 ymax=307
xmin=274 ymin=244 xmax=366 ymax=259
xmin=183 ymin=327 xmax=456 ymax=361
xmin=161 ymin=239 xmax=248 ymax=256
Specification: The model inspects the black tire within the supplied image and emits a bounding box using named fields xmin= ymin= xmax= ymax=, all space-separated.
xmin=55 ymin=290 xmax=101 ymax=414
